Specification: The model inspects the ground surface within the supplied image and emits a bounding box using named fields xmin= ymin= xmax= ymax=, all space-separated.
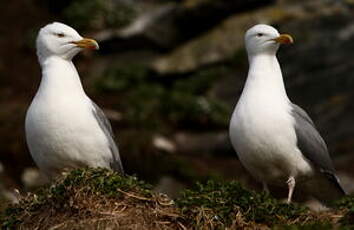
xmin=2 ymin=168 xmax=353 ymax=230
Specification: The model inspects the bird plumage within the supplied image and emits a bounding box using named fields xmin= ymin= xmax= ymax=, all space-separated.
xmin=229 ymin=24 xmax=345 ymax=203
xmin=25 ymin=22 xmax=124 ymax=179
xmin=291 ymin=104 xmax=346 ymax=199
xmin=91 ymin=101 xmax=124 ymax=173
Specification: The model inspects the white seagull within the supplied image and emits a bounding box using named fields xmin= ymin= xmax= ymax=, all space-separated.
xmin=25 ymin=22 xmax=124 ymax=179
xmin=229 ymin=24 xmax=345 ymax=203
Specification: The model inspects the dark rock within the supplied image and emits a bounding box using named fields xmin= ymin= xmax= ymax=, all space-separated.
xmin=97 ymin=0 xmax=275 ymax=53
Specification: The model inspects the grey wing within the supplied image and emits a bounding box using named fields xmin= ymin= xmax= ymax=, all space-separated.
xmin=91 ymin=101 xmax=124 ymax=174
xmin=291 ymin=103 xmax=345 ymax=195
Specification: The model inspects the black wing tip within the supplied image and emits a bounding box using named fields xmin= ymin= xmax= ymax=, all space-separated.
xmin=323 ymin=171 xmax=347 ymax=196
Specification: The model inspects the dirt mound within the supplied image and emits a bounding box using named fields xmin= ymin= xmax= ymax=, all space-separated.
xmin=1 ymin=168 xmax=353 ymax=229
xmin=1 ymin=168 xmax=183 ymax=230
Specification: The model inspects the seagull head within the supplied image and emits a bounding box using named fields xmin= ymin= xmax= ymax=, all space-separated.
xmin=245 ymin=24 xmax=293 ymax=56
xmin=36 ymin=22 xmax=99 ymax=62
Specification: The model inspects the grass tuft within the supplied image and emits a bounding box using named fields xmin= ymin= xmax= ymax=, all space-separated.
xmin=1 ymin=168 xmax=181 ymax=230
xmin=1 ymin=168 xmax=352 ymax=229
xmin=176 ymin=180 xmax=308 ymax=228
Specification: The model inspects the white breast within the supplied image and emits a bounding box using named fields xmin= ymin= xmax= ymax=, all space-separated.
xmin=26 ymin=94 xmax=112 ymax=177
xmin=25 ymin=57 xmax=112 ymax=178
xmin=229 ymin=55 xmax=314 ymax=184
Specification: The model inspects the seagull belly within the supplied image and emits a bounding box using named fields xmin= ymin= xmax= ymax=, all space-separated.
xmin=25 ymin=97 xmax=112 ymax=176
xmin=230 ymin=102 xmax=314 ymax=184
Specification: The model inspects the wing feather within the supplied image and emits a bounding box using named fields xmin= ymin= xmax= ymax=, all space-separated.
xmin=291 ymin=104 xmax=345 ymax=195
xmin=91 ymin=101 xmax=124 ymax=174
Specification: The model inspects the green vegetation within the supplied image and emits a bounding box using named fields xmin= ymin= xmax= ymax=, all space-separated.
xmin=176 ymin=180 xmax=308 ymax=228
xmin=96 ymin=64 xmax=231 ymax=130
xmin=1 ymin=168 xmax=352 ymax=229
xmin=1 ymin=168 xmax=179 ymax=230
xmin=333 ymin=194 xmax=354 ymax=210
xmin=333 ymin=195 xmax=354 ymax=226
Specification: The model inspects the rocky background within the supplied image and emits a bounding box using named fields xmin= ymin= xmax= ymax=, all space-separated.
xmin=1 ymin=0 xmax=354 ymax=207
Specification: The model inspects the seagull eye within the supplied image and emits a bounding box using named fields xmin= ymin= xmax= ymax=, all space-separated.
xmin=55 ymin=33 xmax=65 ymax=38
xmin=257 ymin=33 xmax=263 ymax=37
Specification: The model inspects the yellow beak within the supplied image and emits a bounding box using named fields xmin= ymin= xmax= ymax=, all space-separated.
xmin=72 ymin=38 xmax=99 ymax=50
xmin=273 ymin=34 xmax=294 ymax=44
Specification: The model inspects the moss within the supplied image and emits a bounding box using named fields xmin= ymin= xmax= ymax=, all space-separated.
xmin=1 ymin=168 xmax=353 ymax=229
xmin=173 ymin=67 xmax=226 ymax=94
xmin=1 ymin=168 xmax=157 ymax=229
xmin=333 ymin=194 xmax=354 ymax=209
xmin=335 ymin=195 xmax=354 ymax=226
xmin=176 ymin=180 xmax=308 ymax=228
xmin=61 ymin=167 xmax=153 ymax=196
xmin=97 ymin=64 xmax=149 ymax=92
xmin=96 ymin=64 xmax=231 ymax=130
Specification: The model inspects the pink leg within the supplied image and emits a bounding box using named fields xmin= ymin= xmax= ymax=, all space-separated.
xmin=286 ymin=177 xmax=295 ymax=204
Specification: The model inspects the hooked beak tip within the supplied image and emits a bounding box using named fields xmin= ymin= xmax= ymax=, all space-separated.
xmin=72 ymin=38 xmax=99 ymax=50
xmin=273 ymin=34 xmax=294 ymax=44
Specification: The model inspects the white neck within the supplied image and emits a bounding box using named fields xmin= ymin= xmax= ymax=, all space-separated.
xmin=241 ymin=53 xmax=289 ymax=102
xmin=36 ymin=56 xmax=86 ymax=98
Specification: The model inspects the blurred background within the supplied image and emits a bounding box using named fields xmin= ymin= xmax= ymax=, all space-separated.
xmin=1 ymin=0 xmax=354 ymax=205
